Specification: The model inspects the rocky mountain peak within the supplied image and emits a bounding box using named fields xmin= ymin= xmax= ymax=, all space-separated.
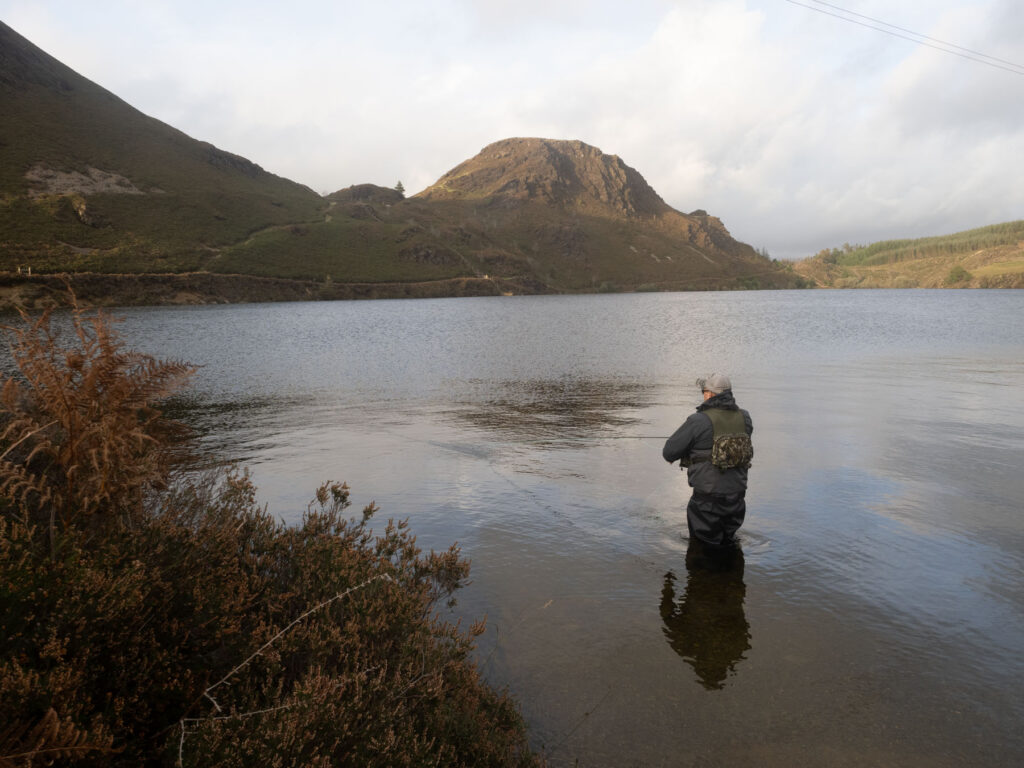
xmin=417 ymin=137 xmax=672 ymax=219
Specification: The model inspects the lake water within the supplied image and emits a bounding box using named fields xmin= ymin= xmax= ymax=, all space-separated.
xmin=95 ymin=291 xmax=1024 ymax=765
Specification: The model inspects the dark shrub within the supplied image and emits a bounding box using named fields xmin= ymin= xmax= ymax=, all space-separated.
xmin=1 ymin=302 xmax=539 ymax=767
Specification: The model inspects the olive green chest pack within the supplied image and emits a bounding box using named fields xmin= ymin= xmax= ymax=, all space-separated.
xmin=705 ymin=408 xmax=754 ymax=470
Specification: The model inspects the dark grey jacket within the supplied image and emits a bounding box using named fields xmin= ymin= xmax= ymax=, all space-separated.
xmin=663 ymin=390 xmax=753 ymax=496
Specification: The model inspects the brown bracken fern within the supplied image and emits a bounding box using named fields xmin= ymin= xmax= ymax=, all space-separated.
xmin=0 ymin=295 xmax=195 ymax=541
xmin=0 ymin=708 xmax=116 ymax=767
xmin=0 ymin=295 xmax=540 ymax=767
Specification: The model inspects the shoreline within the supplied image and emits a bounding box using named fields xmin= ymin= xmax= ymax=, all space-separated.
xmin=0 ymin=270 xmax=812 ymax=311
xmin=0 ymin=271 xmax=530 ymax=312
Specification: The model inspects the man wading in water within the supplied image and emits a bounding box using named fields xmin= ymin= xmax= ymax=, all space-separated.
xmin=663 ymin=374 xmax=753 ymax=550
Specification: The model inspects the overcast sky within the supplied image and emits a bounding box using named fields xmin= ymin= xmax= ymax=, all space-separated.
xmin=3 ymin=0 xmax=1022 ymax=258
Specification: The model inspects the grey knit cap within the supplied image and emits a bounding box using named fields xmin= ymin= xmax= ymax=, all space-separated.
xmin=696 ymin=373 xmax=732 ymax=394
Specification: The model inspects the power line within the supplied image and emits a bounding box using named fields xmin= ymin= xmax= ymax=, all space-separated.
xmin=783 ymin=0 xmax=1024 ymax=76
xmin=809 ymin=0 xmax=1024 ymax=69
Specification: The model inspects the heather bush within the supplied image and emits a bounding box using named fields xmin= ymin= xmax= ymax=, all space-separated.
xmin=0 ymin=302 xmax=539 ymax=767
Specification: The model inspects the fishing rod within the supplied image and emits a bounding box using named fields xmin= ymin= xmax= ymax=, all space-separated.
xmin=603 ymin=435 xmax=668 ymax=439
xmin=501 ymin=435 xmax=670 ymax=444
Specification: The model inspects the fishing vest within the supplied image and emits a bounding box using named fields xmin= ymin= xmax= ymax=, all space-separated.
xmin=704 ymin=408 xmax=753 ymax=470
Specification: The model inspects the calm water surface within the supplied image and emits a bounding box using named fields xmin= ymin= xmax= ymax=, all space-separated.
xmin=107 ymin=291 xmax=1024 ymax=766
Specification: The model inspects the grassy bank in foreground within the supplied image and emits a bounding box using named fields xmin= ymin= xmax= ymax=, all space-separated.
xmin=0 ymin=301 xmax=541 ymax=766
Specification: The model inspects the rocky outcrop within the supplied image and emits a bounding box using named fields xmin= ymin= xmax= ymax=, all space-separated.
xmin=200 ymin=143 xmax=267 ymax=178
xmin=328 ymin=184 xmax=404 ymax=205
xmin=24 ymin=165 xmax=145 ymax=198
xmin=402 ymin=136 xmax=802 ymax=290
xmin=417 ymin=138 xmax=671 ymax=219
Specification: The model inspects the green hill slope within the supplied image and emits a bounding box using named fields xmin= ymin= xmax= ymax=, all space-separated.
xmin=1 ymin=22 xmax=806 ymax=302
xmin=793 ymin=221 xmax=1024 ymax=288
xmin=0 ymin=20 xmax=323 ymax=273
xmin=217 ymin=139 xmax=808 ymax=293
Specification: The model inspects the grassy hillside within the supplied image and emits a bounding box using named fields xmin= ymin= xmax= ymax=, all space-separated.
xmin=0 ymin=21 xmax=324 ymax=271
xmin=406 ymin=138 xmax=806 ymax=291
xmin=1 ymin=23 xmax=807 ymax=300
xmin=215 ymin=193 xmax=807 ymax=292
xmin=792 ymin=221 xmax=1024 ymax=288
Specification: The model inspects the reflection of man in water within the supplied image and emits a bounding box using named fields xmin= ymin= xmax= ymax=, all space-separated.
xmin=660 ymin=541 xmax=750 ymax=690
xmin=663 ymin=373 xmax=753 ymax=549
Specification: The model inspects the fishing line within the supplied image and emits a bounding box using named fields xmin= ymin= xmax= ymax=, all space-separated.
xmin=367 ymin=421 xmax=574 ymax=521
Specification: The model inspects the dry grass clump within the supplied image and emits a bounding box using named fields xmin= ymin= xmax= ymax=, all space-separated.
xmin=0 ymin=301 xmax=540 ymax=766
